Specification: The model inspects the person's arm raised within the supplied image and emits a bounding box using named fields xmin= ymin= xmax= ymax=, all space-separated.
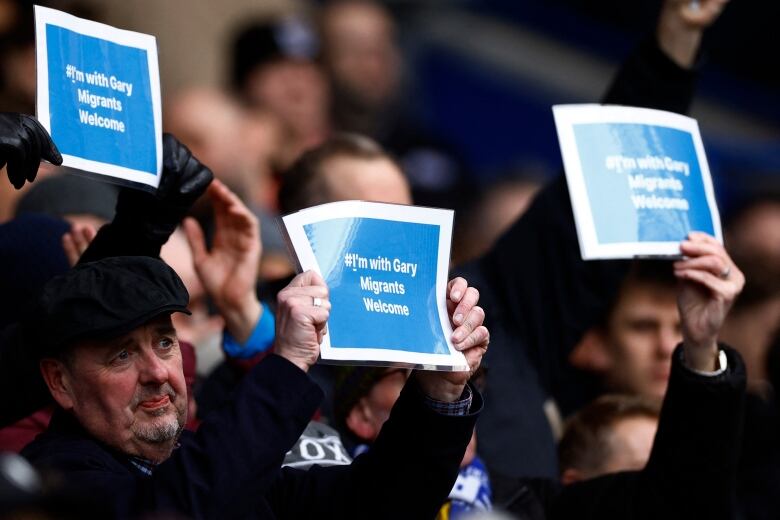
xmin=78 ymin=134 xmax=212 ymax=263
xmin=674 ymin=232 xmax=744 ymax=370
xmin=657 ymin=0 xmax=730 ymax=68
xmin=183 ymin=179 xmax=262 ymax=344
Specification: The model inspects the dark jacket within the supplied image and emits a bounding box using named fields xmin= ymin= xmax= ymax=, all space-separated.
xmin=23 ymin=354 xmax=481 ymax=519
xmin=501 ymin=345 xmax=746 ymax=520
xmin=551 ymin=345 xmax=746 ymax=520
xmin=455 ymin=34 xmax=698 ymax=482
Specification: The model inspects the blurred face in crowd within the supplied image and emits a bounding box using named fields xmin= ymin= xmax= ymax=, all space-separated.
xmin=598 ymin=415 xmax=657 ymax=474
xmin=164 ymin=88 xmax=248 ymax=192
xmin=602 ymin=282 xmax=681 ymax=399
xmin=346 ymin=368 xmax=409 ymax=442
xmin=321 ymin=155 xmax=412 ymax=205
xmin=41 ymin=316 xmax=188 ymax=463
xmin=561 ymin=414 xmax=658 ymax=484
xmin=244 ymin=59 xmax=330 ymax=149
xmin=727 ymin=201 xmax=780 ymax=262
xmin=320 ymin=0 xmax=401 ymax=107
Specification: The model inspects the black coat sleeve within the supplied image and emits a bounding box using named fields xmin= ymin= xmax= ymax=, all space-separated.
xmin=550 ymin=345 xmax=746 ymax=520
xmin=460 ymin=34 xmax=698 ymax=401
xmin=266 ymin=381 xmax=482 ymax=519
xmin=77 ymin=217 xmax=163 ymax=264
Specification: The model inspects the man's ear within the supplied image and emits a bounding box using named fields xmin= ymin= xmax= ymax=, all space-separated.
xmin=569 ymin=327 xmax=612 ymax=373
xmin=39 ymin=359 xmax=75 ymax=410
xmin=345 ymin=398 xmax=379 ymax=442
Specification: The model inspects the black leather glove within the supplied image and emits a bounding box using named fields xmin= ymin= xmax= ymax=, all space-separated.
xmin=78 ymin=133 xmax=213 ymax=263
xmin=0 ymin=113 xmax=63 ymax=189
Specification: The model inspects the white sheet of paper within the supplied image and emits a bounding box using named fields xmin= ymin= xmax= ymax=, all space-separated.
xmin=35 ymin=5 xmax=162 ymax=189
xmin=282 ymin=200 xmax=468 ymax=371
xmin=553 ymin=104 xmax=721 ymax=260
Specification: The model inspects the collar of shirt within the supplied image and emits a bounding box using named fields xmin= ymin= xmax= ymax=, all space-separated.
xmin=128 ymin=456 xmax=156 ymax=476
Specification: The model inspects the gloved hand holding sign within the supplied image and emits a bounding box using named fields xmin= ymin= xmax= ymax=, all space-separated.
xmin=0 ymin=113 xmax=62 ymax=190
xmin=79 ymin=134 xmax=214 ymax=263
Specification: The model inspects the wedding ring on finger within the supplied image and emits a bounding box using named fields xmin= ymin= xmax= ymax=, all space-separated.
xmin=313 ymin=297 xmax=323 ymax=308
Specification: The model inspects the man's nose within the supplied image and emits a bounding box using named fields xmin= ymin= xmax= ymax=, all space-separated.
xmin=138 ymin=350 xmax=168 ymax=384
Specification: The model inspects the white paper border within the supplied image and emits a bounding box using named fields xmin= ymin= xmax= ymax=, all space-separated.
xmin=283 ymin=201 xmax=468 ymax=371
xmin=552 ymin=104 xmax=722 ymax=260
xmin=34 ymin=5 xmax=162 ymax=188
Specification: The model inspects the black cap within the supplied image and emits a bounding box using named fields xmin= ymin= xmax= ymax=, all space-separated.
xmin=31 ymin=256 xmax=190 ymax=357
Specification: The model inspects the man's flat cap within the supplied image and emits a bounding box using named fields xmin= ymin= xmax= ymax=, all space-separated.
xmin=33 ymin=256 xmax=190 ymax=356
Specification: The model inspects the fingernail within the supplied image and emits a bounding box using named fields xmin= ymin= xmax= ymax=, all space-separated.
xmin=452 ymin=330 xmax=464 ymax=342
xmin=451 ymin=291 xmax=461 ymax=301
xmin=454 ymin=313 xmax=463 ymax=324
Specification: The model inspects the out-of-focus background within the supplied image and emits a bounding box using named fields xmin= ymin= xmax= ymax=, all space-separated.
xmin=2 ymin=0 xmax=778 ymax=220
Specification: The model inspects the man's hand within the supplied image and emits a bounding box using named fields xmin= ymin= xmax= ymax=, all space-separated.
xmin=657 ymin=0 xmax=729 ymax=68
xmin=674 ymin=232 xmax=744 ymax=371
xmin=274 ymin=271 xmax=331 ymax=373
xmin=183 ymin=179 xmax=262 ymax=343
xmin=1 ymin=113 xmax=62 ymax=189
xmin=415 ymin=277 xmax=490 ymax=402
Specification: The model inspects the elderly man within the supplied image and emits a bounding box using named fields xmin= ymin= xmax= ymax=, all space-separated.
xmin=20 ymin=251 xmax=487 ymax=518
xmin=2 ymin=118 xmax=488 ymax=520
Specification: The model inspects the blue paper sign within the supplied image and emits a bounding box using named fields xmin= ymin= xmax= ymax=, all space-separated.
xmin=283 ymin=201 xmax=466 ymax=370
xmin=305 ymin=217 xmax=446 ymax=354
xmin=35 ymin=6 xmax=162 ymax=188
xmin=554 ymin=105 xmax=722 ymax=259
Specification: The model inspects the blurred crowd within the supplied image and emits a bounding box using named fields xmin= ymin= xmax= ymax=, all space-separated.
xmin=1 ymin=0 xmax=780 ymax=518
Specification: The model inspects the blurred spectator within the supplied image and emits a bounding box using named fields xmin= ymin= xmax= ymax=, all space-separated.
xmin=0 ymin=1 xmax=99 ymax=114
xmin=721 ymin=193 xmax=780 ymax=392
xmin=231 ymin=16 xmax=330 ymax=164
xmin=722 ymin=193 xmax=780 ymax=519
xmin=738 ymin=328 xmax=780 ymax=520
xmin=333 ymin=366 xmax=492 ymax=517
xmin=164 ymin=88 xmax=251 ymax=198
xmin=164 ymin=86 xmax=291 ymax=280
xmin=558 ymin=394 xmax=660 ymax=485
xmin=318 ymin=0 xmax=474 ymax=213
xmin=0 ymin=2 xmax=35 ymax=114
xmin=569 ymin=262 xmax=680 ymax=402
xmin=318 ymin=0 xmax=401 ymax=137
xmin=279 ymin=132 xmax=411 ymax=212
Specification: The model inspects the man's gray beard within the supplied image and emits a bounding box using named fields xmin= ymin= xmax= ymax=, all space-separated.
xmin=133 ymin=413 xmax=183 ymax=444
xmin=131 ymin=383 xmax=185 ymax=444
